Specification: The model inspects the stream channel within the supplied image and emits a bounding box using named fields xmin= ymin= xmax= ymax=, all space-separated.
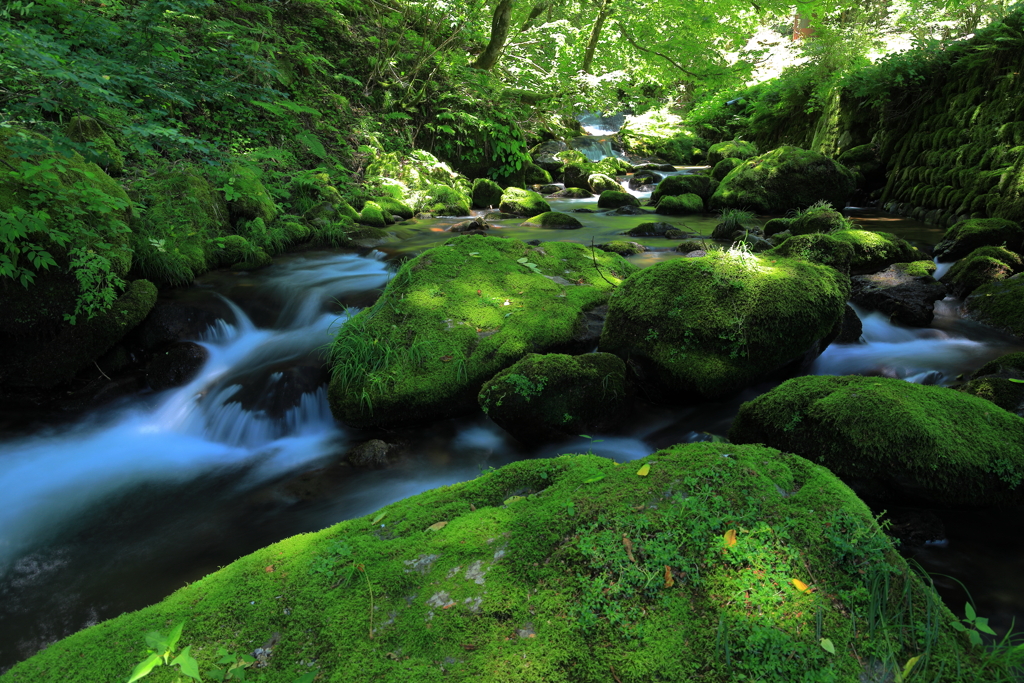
xmin=2 ymin=176 xmax=1024 ymax=671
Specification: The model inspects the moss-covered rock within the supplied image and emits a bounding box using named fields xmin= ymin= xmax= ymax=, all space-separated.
xmin=850 ymin=262 xmax=947 ymax=326
xmin=224 ymin=164 xmax=278 ymax=224
xmin=706 ymin=139 xmax=758 ymax=166
xmin=422 ymin=185 xmax=471 ymax=216
xmin=709 ymin=146 xmax=856 ymax=215
xmin=788 ymin=204 xmax=851 ymax=235
xmin=549 ymin=187 xmax=593 ymax=199
xmin=596 ymin=191 xmax=639 ymax=209
xmin=828 ymin=229 xmax=919 ymax=275
xmin=940 ymin=245 xmax=1024 ymax=297
xmin=624 ymin=222 xmax=678 ymax=237
xmin=729 ymin=375 xmax=1024 ymax=505
xmin=471 ymin=178 xmax=504 ymax=209
xmin=596 ymin=240 xmax=645 ymax=256
xmin=3 ymin=442 xmax=989 ymax=683
xmin=763 ymin=217 xmax=795 ymax=237
xmin=955 ymin=376 xmax=1024 ymax=416
xmin=933 ymin=217 xmax=1024 ymax=261
xmin=711 ymin=157 xmax=742 ymax=181
xmin=370 ymin=196 xmax=414 ymax=220
xmin=599 ymin=251 xmax=849 ymax=402
xmin=555 ymin=149 xmax=588 ymax=165
xmin=655 ymin=193 xmax=703 ymax=215
xmin=767 ymin=233 xmax=855 ymax=274
xmin=327 ymin=236 xmax=637 ymax=428
xmin=650 ymin=174 xmax=713 ymax=204
xmin=561 ymin=162 xmax=595 ymax=189
xmin=356 ymin=200 xmax=390 ymax=227
xmin=478 ymin=353 xmax=627 ymax=444
xmin=587 ymin=173 xmax=620 ymax=193
xmin=521 ymin=211 xmax=583 ymax=229
xmin=524 ymin=162 xmax=553 ymax=185
xmin=64 ymin=115 xmax=125 ymax=175
xmin=964 ymin=273 xmax=1024 ymax=339
xmin=498 ymin=187 xmax=551 ymax=217
xmin=972 ymin=351 xmax=1024 ymax=379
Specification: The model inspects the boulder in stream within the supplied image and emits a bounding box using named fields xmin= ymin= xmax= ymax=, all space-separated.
xmin=655 ymin=193 xmax=703 ymax=215
xmin=521 ymin=211 xmax=583 ymax=229
xmin=964 ymin=272 xmax=1024 ymax=340
xmin=767 ymin=233 xmax=854 ymax=274
xmin=730 ymin=374 xmax=1024 ymax=506
xmin=11 ymin=443 xmax=995 ymax=682
xmin=549 ymin=187 xmax=593 ymax=199
xmin=706 ymin=139 xmax=758 ymax=165
xmin=599 ymin=250 xmax=848 ymax=402
xmin=596 ymin=190 xmax=639 ymax=209
xmin=939 ymin=245 xmax=1023 ymax=298
xmin=956 ymin=351 xmax=1024 ymax=416
xmin=471 ymin=178 xmax=504 ymax=209
xmin=932 ymin=217 xmax=1024 ymax=261
xmin=146 ymin=341 xmax=209 ymax=391
xmin=850 ymin=261 xmax=947 ymax=327
xmin=498 ymin=187 xmax=550 ymax=217
xmin=827 ymin=229 xmax=920 ymax=275
xmin=650 ymin=174 xmax=714 ymax=204
xmin=327 ymin=235 xmax=637 ymax=428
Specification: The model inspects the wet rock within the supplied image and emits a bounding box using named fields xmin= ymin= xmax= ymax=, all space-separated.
xmin=883 ymin=508 xmax=946 ymax=550
xmin=954 ymin=351 xmax=1024 ymax=415
xmin=347 ymin=439 xmax=399 ymax=468
xmin=933 ymin=217 xmax=1024 ymax=262
xmin=939 ymin=245 xmax=1023 ymax=298
xmin=850 ymin=261 xmax=946 ymax=326
xmin=596 ymin=241 xmax=645 ymax=256
xmin=449 ymin=216 xmax=492 ymax=233
xmin=521 ymin=212 xmax=583 ymax=229
xmin=624 ymin=222 xmax=679 ymax=237
xmin=834 ymin=304 xmax=863 ymax=344
xmin=538 ymin=184 xmax=561 ymax=194
xmin=135 ymin=300 xmax=221 ymax=350
xmin=628 ymin=171 xmax=662 ymax=189
xmin=634 ymin=162 xmax=677 ymax=172
xmin=549 ymin=187 xmax=593 ymax=199
xmin=146 ymin=342 xmax=209 ymax=391
xmin=608 ymin=204 xmax=645 ymax=215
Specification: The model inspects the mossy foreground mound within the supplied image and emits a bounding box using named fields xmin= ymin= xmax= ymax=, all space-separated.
xmin=730 ymin=375 xmax=1024 ymax=505
xmin=328 ymin=236 xmax=637 ymax=429
xmin=599 ymin=250 xmax=848 ymax=401
xmin=2 ymin=443 xmax=997 ymax=683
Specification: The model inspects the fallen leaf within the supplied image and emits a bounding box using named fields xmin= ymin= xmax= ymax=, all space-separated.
xmin=372 ymin=511 xmax=387 ymax=524
xmin=1010 ymin=378 xmax=1024 ymax=384
xmin=469 ymin=504 xmax=476 ymax=511
xmin=440 ymin=355 xmax=453 ymax=362
xmin=461 ymin=644 xmax=478 ymax=651
xmin=820 ymin=637 xmax=835 ymax=654
xmin=664 ymin=566 xmax=675 ymax=588
xmin=902 ymin=655 xmax=921 ymax=679
xmin=622 ymin=534 xmax=636 ymax=563
xmin=265 ymin=565 xmax=275 ymax=573
xmin=792 ymin=578 xmax=812 ymax=594
xmin=583 ymin=474 xmax=605 ymax=484
xmin=427 ymin=521 xmax=448 ymax=531
xmin=477 ymin=289 xmax=482 ymax=296
xmin=724 ymin=529 xmax=737 ymax=547
xmin=505 ymin=495 xmax=524 ymax=504
xmin=636 ymin=463 xmax=651 ymax=477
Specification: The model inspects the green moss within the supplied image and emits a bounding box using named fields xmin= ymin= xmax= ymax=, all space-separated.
xmin=711 ymin=157 xmax=742 ymax=181
xmin=837 ymin=144 xmax=877 ymax=165
xmin=599 ymin=250 xmax=849 ymax=401
xmin=895 ymin=260 xmax=939 ymax=278
xmin=706 ymin=139 xmax=758 ymax=165
xmin=370 ymin=196 xmax=414 ymax=220
xmin=964 ymin=273 xmax=1024 ymax=339
xmin=955 ymin=376 xmax=1024 ymax=414
xmin=650 ymin=174 xmax=713 ymax=204
xmin=327 ymin=236 xmax=637 ymax=428
xmin=788 ymin=203 xmax=852 ymax=235
xmin=941 ymin=245 xmax=1023 ymax=297
xmin=933 ymin=217 xmax=1024 ymax=261
xmin=763 ymin=217 xmax=795 ymax=237
xmin=524 ymin=162 xmax=553 ymax=185
xmin=596 ymin=240 xmax=645 ymax=256
xmin=587 ymin=173 xmax=620 ymax=193
xmin=596 ymin=190 xmax=639 ymax=209
xmin=225 ymin=164 xmax=278 ymax=224
xmin=549 ymin=187 xmax=593 ymax=198
xmin=767 ymin=234 xmax=854 ymax=274
xmin=730 ymin=374 xmax=1024 ymax=505
xmin=471 ymin=178 xmax=504 ymax=209
xmin=521 ymin=211 xmax=583 ymax=229
xmin=555 ymin=149 xmax=588 ymax=165
xmin=709 ymin=146 xmax=856 ymax=215
xmin=422 ymin=185 xmax=471 ymax=216
xmin=827 ymin=229 xmax=918 ymax=275
xmin=357 ymin=201 xmax=391 ymax=227
xmin=498 ymin=187 xmax=550 ymax=217
xmin=63 ymin=115 xmax=125 ymax=175
xmin=478 ymin=353 xmax=627 ymax=444
xmin=655 ymin=193 xmax=703 ymax=215
xmin=973 ymin=351 xmax=1024 ymax=379
xmin=561 ymin=162 xmax=595 ymax=189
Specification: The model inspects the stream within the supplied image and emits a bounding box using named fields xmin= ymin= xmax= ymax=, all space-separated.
xmin=1 ymin=187 xmax=1023 ymax=671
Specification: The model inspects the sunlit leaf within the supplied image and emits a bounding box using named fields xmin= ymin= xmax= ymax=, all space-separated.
xmin=427 ymin=521 xmax=448 ymax=531
xmin=504 ymin=495 xmax=524 ymax=504
xmin=819 ymin=637 xmax=835 ymax=654
xmin=127 ymin=653 xmax=163 ymax=683
xmin=636 ymin=463 xmax=651 ymax=477
xmin=724 ymin=529 xmax=737 ymax=547
xmin=1009 ymin=378 xmax=1024 ymax=383
xmin=792 ymin=578 xmax=812 ymax=594
xmin=965 ymin=602 xmax=977 ymax=621
xmin=583 ymin=474 xmax=605 ymax=483
xmin=517 ymin=257 xmax=529 ymax=263
xmin=170 ymin=646 xmax=202 ymax=681
xmin=664 ymin=565 xmax=674 ymax=588
xmin=902 ymin=655 xmax=921 ymax=680
xmin=372 ymin=511 xmax=387 ymax=524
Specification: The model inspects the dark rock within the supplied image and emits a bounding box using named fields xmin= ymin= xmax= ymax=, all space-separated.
xmin=628 ymin=171 xmax=662 ymax=189
xmin=146 ymin=342 xmax=209 ymax=390
xmin=135 ymin=301 xmax=221 ymax=350
xmin=347 ymin=439 xmax=398 ymax=468
xmin=834 ymin=304 xmax=863 ymax=344
xmin=634 ymin=163 xmax=677 ymax=172
xmin=850 ymin=262 xmax=947 ymax=326
xmin=624 ymin=222 xmax=676 ymax=237
xmin=609 ymin=204 xmax=645 ymax=215
xmin=450 ymin=216 xmax=492 ymax=233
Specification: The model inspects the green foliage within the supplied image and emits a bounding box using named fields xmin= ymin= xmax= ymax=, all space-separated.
xmin=126 ymin=621 xmax=200 ymax=683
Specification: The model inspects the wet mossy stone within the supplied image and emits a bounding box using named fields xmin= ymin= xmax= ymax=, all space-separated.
xmin=64 ymin=115 xmax=124 ymax=175
xmin=356 ymin=201 xmax=390 ymax=228
xmin=650 ymin=174 xmax=713 ymax=204
xmin=964 ymin=273 xmax=1024 ymax=339
xmin=370 ymin=196 xmax=414 ymax=220
xmin=521 ymin=211 xmax=583 ymax=229
xmin=550 ymin=187 xmax=593 ymax=199
xmin=838 ymin=143 xmax=878 ymax=166
xmin=471 ymin=177 xmax=504 ymax=209
xmin=711 ymin=157 xmax=742 ymax=181
xmin=5 ymin=442 xmax=987 ymax=683
xmin=230 ymin=247 xmax=273 ymax=271
xmin=972 ymin=351 xmax=1024 ymax=380
xmin=596 ymin=190 xmax=639 ymax=209
xmin=932 ymin=217 xmax=1024 ymax=261
xmin=706 ymin=139 xmax=758 ymax=166
xmin=940 ymin=245 xmax=1024 ymax=298
xmin=850 ymin=262 xmax=947 ymax=327
xmin=624 ymin=222 xmax=676 ymax=237
xmin=599 ymin=251 xmax=849 ymax=402
xmin=763 ymin=217 xmax=795 ymax=237
xmin=422 ymin=184 xmax=471 ymax=216
xmin=524 ymin=162 xmax=553 ymax=186
xmin=288 ymin=172 xmax=349 ymax=216
xmin=655 ymin=193 xmax=703 ymax=215
xmin=955 ymin=376 xmax=1024 ymax=416
xmin=498 ymin=187 xmax=551 ymax=217
xmin=596 ymin=240 xmax=645 ymax=256
xmin=561 ymin=162 xmax=595 ymax=189
xmin=767 ymin=234 xmax=854 ymax=275
xmin=729 ymin=375 xmax=1024 ymax=506
xmin=224 ymin=164 xmax=278 ymax=224
xmin=828 ymin=229 xmax=918 ymax=275
xmin=709 ymin=146 xmax=856 ymax=215
xmin=789 ymin=205 xmax=850 ymax=235
xmin=587 ymin=173 xmax=620 ymax=193
xmin=555 ymin=148 xmax=588 ymax=165
xmin=478 ymin=352 xmax=628 ymax=444
xmin=327 ymin=236 xmax=637 ymax=429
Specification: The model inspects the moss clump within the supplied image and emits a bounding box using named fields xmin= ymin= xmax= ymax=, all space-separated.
xmin=767 ymin=233 xmax=854 ymax=274
xmin=650 ymin=174 xmax=713 ymax=204
xmin=524 ymin=162 xmax=553 ymax=185
xmin=711 ymin=157 xmax=742 ymax=181
xmin=955 ymin=376 xmax=1024 ymax=415
xmin=587 ymin=173 xmax=620 ymax=193
xmin=561 ymin=162 xmax=595 ymax=189
xmin=596 ymin=190 xmax=639 ymax=209
xmin=827 ymin=229 xmax=918 ymax=275
xmin=6 ymin=442 xmax=991 ymax=683
xmin=655 ymin=193 xmax=703 ymax=215
xmin=763 ymin=217 xmax=795 ymax=237
xmin=964 ymin=273 xmax=1024 ymax=339
xmin=478 ymin=352 xmax=627 ymax=444
xmin=555 ymin=148 xmax=588 ymax=165
xmin=370 ymin=196 xmax=414 ymax=220
xmin=471 ymin=177 xmax=504 ymax=209
xmin=933 ymin=217 xmax=1024 ymax=261
xmin=596 ymin=240 xmax=645 ymax=256
xmin=64 ymin=115 xmax=124 ymax=175
xmin=706 ymin=139 xmax=758 ymax=165
xmin=327 ymin=236 xmax=637 ymax=429
xmin=730 ymin=375 xmax=1024 ymax=505
xmin=521 ymin=211 xmax=583 ymax=229
xmin=972 ymin=351 xmax=1024 ymax=379
xmin=941 ymin=245 xmax=1023 ymax=297
xmin=788 ymin=203 xmax=852 ymax=235
xmin=224 ymin=164 xmax=278 ymax=224
xmin=549 ymin=187 xmax=593 ymax=199
xmin=356 ymin=201 xmax=390 ymax=227
xmin=599 ymin=250 xmax=848 ymax=402
xmin=894 ymin=260 xmax=938 ymax=277
xmin=498 ymin=187 xmax=550 ymax=217
xmin=422 ymin=185 xmax=471 ymax=216
xmin=709 ymin=146 xmax=856 ymax=215
xmin=593 ymin=156 xmax=633 ymax=176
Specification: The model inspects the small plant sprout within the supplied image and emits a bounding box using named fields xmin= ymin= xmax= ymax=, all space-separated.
xmin=126 ymin=621 xmax=200 ymax=683
xmin=951 ymin=602 xmax=997 ymax=646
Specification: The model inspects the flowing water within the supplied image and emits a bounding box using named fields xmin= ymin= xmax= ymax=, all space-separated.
xmin=1 ymin=191 xmax=1023 ymax=671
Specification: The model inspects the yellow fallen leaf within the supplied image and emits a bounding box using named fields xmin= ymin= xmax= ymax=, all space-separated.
xmin=427 ymin=521 xmax=448 ymax=531
xmin=636 ymin=463 xmax=651 ymax=477
xmin=664 ymin=565 xmax=675 ymax=588
xmin=724 ymin=529 xmax=737 ymax=547
xmin=792 ymin=578 xmax=812 ymax=594
xmin=902 ymin=655 xmax=921 ymax=680
xmin=622 ymin=534 xmax=636 ymax=563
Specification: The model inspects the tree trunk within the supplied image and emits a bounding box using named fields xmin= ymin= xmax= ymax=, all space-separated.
xmin=520 ymin=1 xmax=549 ymax=31
xmin=472 ymin=0 xmax=515 ymax=70
xmin=581 ymin=0 xmax=612 ymax=74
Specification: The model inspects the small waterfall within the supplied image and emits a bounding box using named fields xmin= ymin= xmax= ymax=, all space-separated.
xmin=933 ymin=257 xmax=955 ymax=280
xmin=577 ymin=111 xmax=625 ymax=135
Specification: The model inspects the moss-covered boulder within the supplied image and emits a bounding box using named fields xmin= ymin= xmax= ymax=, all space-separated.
xmin=956 ymin=376 xmax=1024 ymax=416
xmin=850 ymin=261 xmax=946 ymax=327
xmin=828 ymin=229 xmax=919 ymax=275
xmin=650 ymin=174 xmax=713 ymax=204
xmin=940 ymin=245 xmax=1024 ymax=298
xmin=655 ymin=193 xmax=703 ymax=215
xmin=224 ymin=164 xmax=278 ymax=224
xmin=706 ymin=139 xmax=758 ymax=166
xmin=596 ymin=240 xmax=645 ymax=256
xmin=555 ymin=149 xmax=588 ymax=165
xmin=478 ymin=353 xmax=627 ymax=444
xmin=596 ymin=190 xmax=639 ymax=209
xmin=730 ymin=375 xmax=1024 ymax=505
xmin=64 ymin=115 xmax=125 ymax=175
xmin=587 ymin=173 xmax=620 ymax=193
xmin=932 ymin=217 xmax=1024 ymax=262
xmin=599 ymin=251 xmax=849 ymax=402
xmin=471 ymin=177 xmax=504 ymax=209
xmin=498 ymin=187 xmax=550 ymax=217
xmin=422 ymin=185 xmax=471 ymax=216
xmin=763 ymin=217 xmax=794 ymax=237
xmin=524 ymin=162 xmax=553 ymax=185
xmin=549 ymin=187 xmax=593 ymax=199
xmin=964 ymin=273 xmax=1024 ymax=339
xmin=357 ymin=200 xmax=391 ymax=227
xmin=327 ymin=236 xmax=637 ymax=428
xmin=370 ymin=196 xmax=414 ymax=220
xmin=3 ymin=442 xmax=991 ymax=683
xmin=561 ymin=162 xmax=595 ymax=189
xmin=521 ymin=211 xmax=583 ymax=229
xmin=788 ymin=204 xmax=851 ymax=235
xmin=711 ymin=157 xmax=742 ymax=181
xmin=767 ymin=234 xmax=854 ymax=274
xmin=709 ymin=146 xmax=856 ymax=215
xmin=624 ymin=222 xmax=678 ymax=237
